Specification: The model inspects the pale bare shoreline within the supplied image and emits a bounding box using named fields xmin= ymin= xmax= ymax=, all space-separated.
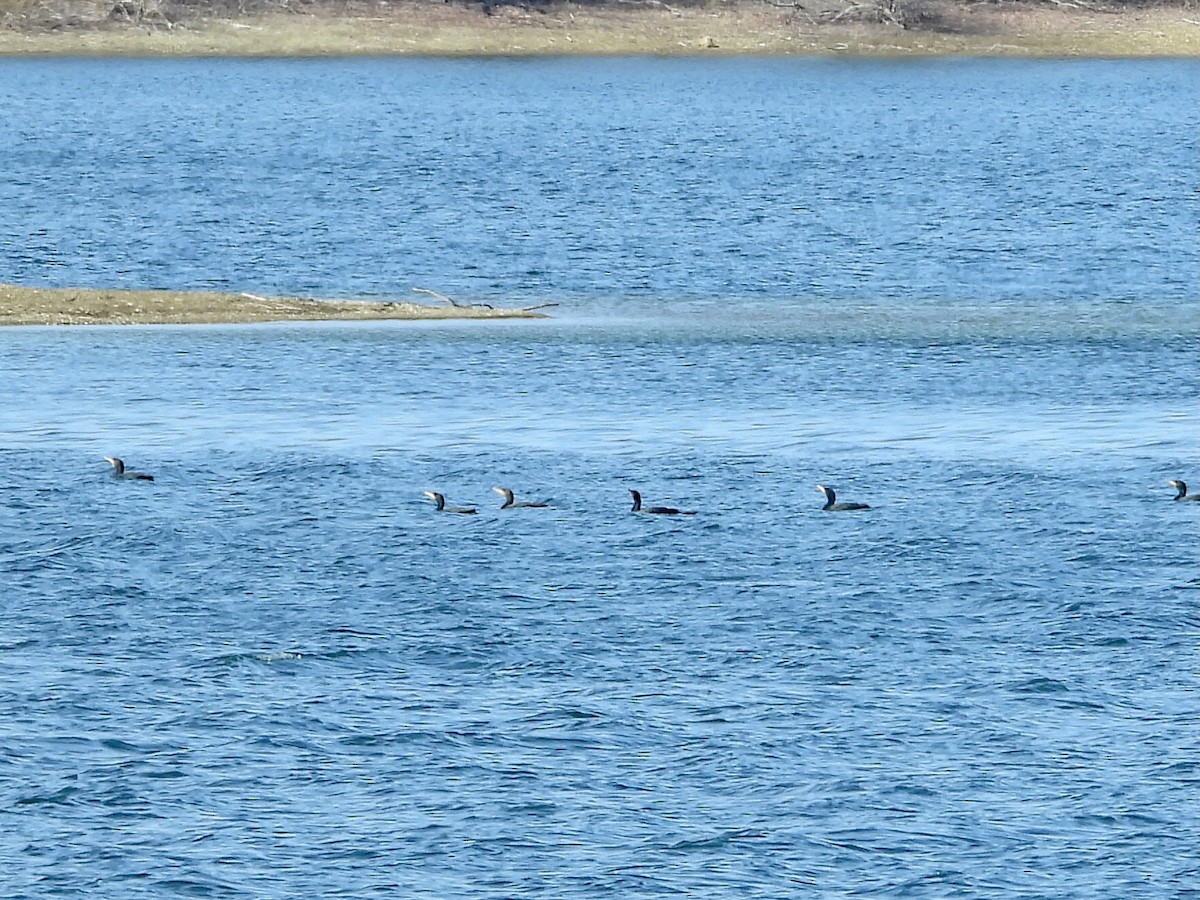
xmin=0 ymin=284 xmax=549 ymax=326
xmin=2 ymin=6 xmax=1194 ymax=327
xmin=0 ymin=0 xmax=1197 ymax=58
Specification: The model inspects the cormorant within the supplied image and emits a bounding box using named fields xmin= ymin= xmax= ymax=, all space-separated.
xmin=630 ymin=489 xmax=695 ymax=515
xmin=104 ymin=457 xmax=154 ymax=481
xmin=424 ymin=491 xmax=477 ymax=514
xmin=818 ymin=484 xmax=869 ymax=511
xmin=1169 ymin=480 xmax=1200 ymax=501
xmin=493 ymin=487 xmax=549 ymax=509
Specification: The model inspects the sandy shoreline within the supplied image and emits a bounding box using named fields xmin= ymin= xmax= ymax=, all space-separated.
xmin=0 ymin=0 xmax=1197 ymax=58
xmin=0 ymin=284 xmax=550 ymax=326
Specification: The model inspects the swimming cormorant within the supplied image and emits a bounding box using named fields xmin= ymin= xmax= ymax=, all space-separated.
xmin=630 ymin=490 xmax=696 ymax=515
xmin=818 ymin=484 xmax=869 ymax=511
xmin=104 ymin=457 xmax=154 ymax=481
xmin=1169 ymin=480 xmax=1200 ymax=501
xmin=493 ymin=487 xmax=549 ymax=509
xmin=424 ymin=491 xmax=477 ymax=514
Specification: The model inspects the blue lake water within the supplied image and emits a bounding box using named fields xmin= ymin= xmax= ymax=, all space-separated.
xmin=1 ymin=57 xmax=1198 ymax=898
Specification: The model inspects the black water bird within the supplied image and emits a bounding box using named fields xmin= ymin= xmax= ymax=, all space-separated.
xmin=104 ymin=457 xmax=154 ymax=481
xmin=818 ymin=484 xmax=869 ymax=511
xmin=630 ymin=490 xmax=696 ymax=516
xmin=424 ymin=491 xmax=477 ymax=514
xmin=493 ymin=487 xmax=549 ymax=509
xmin=1169 ymin=479 xmax=1200 ymax=501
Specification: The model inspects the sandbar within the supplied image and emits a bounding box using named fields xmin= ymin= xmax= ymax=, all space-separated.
xmin=0 ymin=284 xmax=549 ymax=326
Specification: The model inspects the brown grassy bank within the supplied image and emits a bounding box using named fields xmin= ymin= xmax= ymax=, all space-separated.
xmin=0 ymin=0 xmax=1197 ymax=57
xmin=0 ymin=284 xmax=549 ymax=326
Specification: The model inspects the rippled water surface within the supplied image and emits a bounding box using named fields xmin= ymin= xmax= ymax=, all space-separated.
xmin=1 ymin=57 xmax=1198 ymax=898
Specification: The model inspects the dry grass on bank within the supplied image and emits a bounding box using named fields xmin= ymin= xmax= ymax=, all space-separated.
xmin=0 ymin=0 xmax=1197 ymax=57
xmin=0 ymin=284 xmax=549 ymax=326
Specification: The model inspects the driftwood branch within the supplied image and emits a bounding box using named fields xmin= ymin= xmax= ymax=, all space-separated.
xmin=410 ymin=292 xmax=554 ymax=316
xmin=1039 ymin=0 xmax=1115 ymax=12
xmin=826 ymin=4 xmax=872 ymax=23
xmin=412 ymin=287 xmax=462 ymax=307
xmin=614 ymin=0 xmax=678 ymax=12
xmin=763 ymin=0 xmax=818 ymax=24
xmin=412 ymin=287 xmax=494 ymax=310
xmin=823 ymin=0 xmax=903 ymax=27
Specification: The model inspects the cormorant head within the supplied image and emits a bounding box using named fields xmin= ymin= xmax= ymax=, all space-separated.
xmin=104 ymin=456 xmax=125 ymax=475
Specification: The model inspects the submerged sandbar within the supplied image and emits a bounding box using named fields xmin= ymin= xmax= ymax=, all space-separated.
xmin=0 ymin=284 xmax=549 ymax=326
